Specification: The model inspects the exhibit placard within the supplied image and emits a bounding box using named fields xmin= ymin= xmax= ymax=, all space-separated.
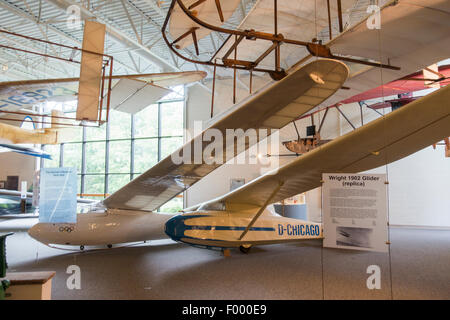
xmin=39 ymin=167 xmax=77 ymax=223
xmin=322 ymin=173 xmax=388 ymax=252
xmin=32 ymin=170 xmax=40 ymax=207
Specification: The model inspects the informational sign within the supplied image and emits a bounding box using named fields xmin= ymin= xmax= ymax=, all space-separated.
xmin=39 ymin=168 xmax=77 ymax=223
xmin=32 ymin=170 xmax=40 ymax=207
xmin=20 ymin=181 xmax=27 ymax=199
xmin=322 ymin=173 xmax=388 ymax=253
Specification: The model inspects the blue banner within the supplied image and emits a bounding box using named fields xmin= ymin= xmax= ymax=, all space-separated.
xmin=39 ymin=167 xmax=77 ymax=223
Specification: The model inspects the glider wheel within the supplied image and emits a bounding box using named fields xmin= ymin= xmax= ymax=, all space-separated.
xmin=239 ymin=245 xmax=252 ymax=254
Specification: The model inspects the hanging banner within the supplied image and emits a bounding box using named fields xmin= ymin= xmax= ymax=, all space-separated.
xmin=39 ymin=167 xmax=77 ymax=223
xmin=322 ymin=173 xmax=388 ymax=253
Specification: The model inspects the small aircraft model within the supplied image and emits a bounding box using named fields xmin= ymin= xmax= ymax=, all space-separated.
xmin=282 ymin=122 xmax=331 ymax=156
xmin=282 ymin=134 xmax=331 ymax=156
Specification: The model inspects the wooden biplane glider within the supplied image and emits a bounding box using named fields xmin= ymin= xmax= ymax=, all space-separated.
xmin=28 ymin=59 xmax=450 ymax=252
xmin=164 ymin=0 xmax=373 ymax=81
xmin=211 ymin=0 xmax=357 ymax=70
xmin=0 ymin=71 xmax=206 ymax=116
xmin=171 ymin=0 xmax=449 ymax=87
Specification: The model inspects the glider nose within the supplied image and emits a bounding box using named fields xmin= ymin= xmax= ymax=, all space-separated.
xmin=164 ymin=214 xmax=186 ymax=241
xmin=28 ymin=223 xmax=43 ymax=242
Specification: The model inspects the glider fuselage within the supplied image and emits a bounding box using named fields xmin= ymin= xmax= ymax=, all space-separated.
xmin=164 ymin=211 xmax=323 ymax=249
xmin=28 ymin=209 xmax=322 ymax=249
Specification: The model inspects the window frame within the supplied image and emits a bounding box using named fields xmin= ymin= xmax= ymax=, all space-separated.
xmin=41 ymin=93 xmax=185 ymax=200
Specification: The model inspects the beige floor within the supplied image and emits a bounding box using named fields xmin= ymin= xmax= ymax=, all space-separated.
xmin=1 ymin=217 xmax=449 ymax=300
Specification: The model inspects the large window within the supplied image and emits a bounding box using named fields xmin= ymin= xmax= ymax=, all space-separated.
xmin=42 ymin=88 xmax=185 ymax=212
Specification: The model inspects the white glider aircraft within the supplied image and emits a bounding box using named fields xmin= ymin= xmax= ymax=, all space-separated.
xmin=27 ymin=0 xmax=450 ymax=252
xmin=28 ymin=58 xmax=450 ymax=252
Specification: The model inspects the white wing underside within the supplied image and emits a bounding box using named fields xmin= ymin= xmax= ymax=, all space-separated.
xmin=102 ymin=1 xmax=450 ymax=212
xmin=102 ymin=59 xmax=349 ymax=211
xmin=200 ymin=84 xmax=450 ymax=210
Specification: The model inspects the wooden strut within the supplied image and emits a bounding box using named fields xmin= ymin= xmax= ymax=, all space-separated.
xmin=233 ymin=34 xmax=237 ymax=104
xmin=336 ymin=104 xmax=356 ymax=130
xmin=274 ymin=0 xmax=280 ymax=72
xmin=211 ymin=60 xmax=217 ymax=118
xmin=254 ymin=42 xmax=278 ymax=67
xmin=188 ymin=0 xmax=206 ymax=10
xmin=238 ymin=181 xmax=285 ymax=241
xmin=249 ymin=69 xmax=253 ymax=94
xmin=327 ymin=0 xmax=332 ymax=40
xmin=293 ymin=120 xmax=301 ymax=140
xmin=191 ymin=28 xmax=200 ymax=56
xmin=222 ymin=35 xmax=245 ymax=60
xmin=172 ymin=27 xmax=200 ymax=56
xmin=98 ymin=64 xmax=106 ymax=123
xmin=172 ymin=27 xmax=198 ymax=45
xmin=360 ymin=101 xmax=384 ymax=117
xmin=215 ymin=0 xmax=224 ymax=23
xmin=359 ymin=102 xmax=364 ymax=126
xmin=337 ymin=0 xmax=343 ymax=33
xmin=188 ymin=0 xmax=224 ymax=23
xmin=318 ymin=107 xmax=330 ymax=134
